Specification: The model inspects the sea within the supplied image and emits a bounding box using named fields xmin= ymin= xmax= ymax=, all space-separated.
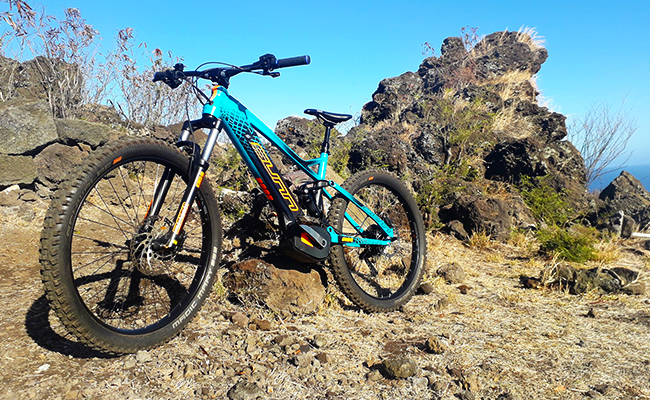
xmin=589 ymin=164 xmax=650 ymax=192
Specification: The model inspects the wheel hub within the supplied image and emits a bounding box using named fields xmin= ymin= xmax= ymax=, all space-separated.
xmin=129 ymin=219 xmax=176 ymax=275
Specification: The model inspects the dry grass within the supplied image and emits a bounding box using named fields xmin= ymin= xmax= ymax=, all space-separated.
xmin=514 ymin=26 xmax=546 ymax=50
xmin=491 ymin=105 xmax=538 ymax=138
xmin=482 ymin=70 xmax=537 ymax=101
xmin=593 ymin=238 xmax=624 ymax=264
xmin=467 ymin=230 xmax=493 ymax=250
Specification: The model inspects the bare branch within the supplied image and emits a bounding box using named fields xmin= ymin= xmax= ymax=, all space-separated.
xmin=568 ymin=100 xmax=638 ymax=185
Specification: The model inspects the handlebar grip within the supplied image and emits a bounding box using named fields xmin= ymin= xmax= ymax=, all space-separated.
xmin=152 ymin=70 xmax=182 ymax=89
xmin=152 ymin=71 xmax=167 ymax=82
xmin=274 ymin=55 xmax=311 ymax=69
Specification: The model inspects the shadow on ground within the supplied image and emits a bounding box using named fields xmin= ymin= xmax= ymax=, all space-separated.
xmin=25 ymin=293 xmax=116 ymax=359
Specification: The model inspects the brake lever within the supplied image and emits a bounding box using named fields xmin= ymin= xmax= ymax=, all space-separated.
xmin=262 ymin=70 xmax=280 ymax=78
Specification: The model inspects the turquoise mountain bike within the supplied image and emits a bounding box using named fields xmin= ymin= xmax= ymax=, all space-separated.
xmin=39 ymin=54 xmax=426 ymax=354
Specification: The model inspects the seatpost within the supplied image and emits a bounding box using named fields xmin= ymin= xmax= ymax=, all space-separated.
xmin=320 ymin=123 xmax=334 ymax=155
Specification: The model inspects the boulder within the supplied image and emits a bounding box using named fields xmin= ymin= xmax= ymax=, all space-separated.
xmin=0 ymin=155 xmax=38 ymax=188
xmin=502 ymin=99 xmax=568 ymax=141
xmin=223 ymin=258 xmax=326 ymax=314
xmin=598 ymin=171 xmax=650 ymax=227
xmin=484 ymin=136 xmax=587 ymax=211
xmin=543 ymin=264 xmax=643 ymax=295
xmin=0 ymin=99 xmax=58 ymax=155
xmin=55 ymin=118 xmax=113 ymax=149
xmin=33 ymin=143 xmax=86 ymax=188
xmin=437 ymin=181 xmax=535 ymax=239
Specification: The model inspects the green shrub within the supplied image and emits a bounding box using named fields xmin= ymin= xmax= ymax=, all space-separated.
xmin=518 ymin=175 xmax=574 ymax=226
xmin=415 ymin=173 xmax=465 ymax=230
xmin=329 ymin=140 xmax=351 ymax=178
xmin=537 ymin=226 xmax=597 ymax=263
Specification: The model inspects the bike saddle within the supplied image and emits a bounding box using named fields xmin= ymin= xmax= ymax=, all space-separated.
xmin=304 ymin=109 xmax=352 ymax=125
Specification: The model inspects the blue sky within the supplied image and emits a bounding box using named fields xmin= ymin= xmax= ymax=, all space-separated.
xmin=11 ymin=0 xmax=650 ymax=166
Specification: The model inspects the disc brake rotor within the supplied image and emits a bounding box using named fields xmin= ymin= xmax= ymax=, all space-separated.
xmin=129 ymin=218 xmax=177 ymax=275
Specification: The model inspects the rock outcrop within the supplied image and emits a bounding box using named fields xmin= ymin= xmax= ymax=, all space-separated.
xmin=0 ymin=56 xmax=176 ymax=194
xmin=596 ymin=170 xmax=650 ymax=230
xmin=345 ymin=30 xmax=588 ymax=235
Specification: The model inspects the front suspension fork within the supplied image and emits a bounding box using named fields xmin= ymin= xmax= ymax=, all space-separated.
xmin=147 ymin=117 xmax=223 ymax=249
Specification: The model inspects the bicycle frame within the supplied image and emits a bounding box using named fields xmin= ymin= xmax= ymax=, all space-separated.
xmin=155 ymin=84 xmax=394 ymax=250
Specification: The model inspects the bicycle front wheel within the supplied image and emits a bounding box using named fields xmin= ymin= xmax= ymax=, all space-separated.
xmin=328 ymin=170 xmax=426 ymax=312
xmin=40 ymin=138 xmax=221 ymax=354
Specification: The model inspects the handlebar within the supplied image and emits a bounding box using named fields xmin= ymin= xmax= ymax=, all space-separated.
xmin=152 ymin=53 xmax=310 ymax=89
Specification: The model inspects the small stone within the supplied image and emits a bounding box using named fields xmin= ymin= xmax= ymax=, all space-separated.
xmin=227 ymin=381 xmax=264 ymax=400
xmin=315 ymin=352 xmax=331 ymax=364
xmin=460 ymin=372 xmax=480 ymax=392
xmin=231 ymin=312 xmax=249 ymax=328
xmin=274 ymin=334 xmax=294 ymax=347
xmin=425 ymin=336 xmax=447 ymax=354
xmin=412 ymin=376 xmax=428 ymax=390
xmin=366 ymin=370 xmax=383 ymax=382
xmin=418 ymin=282 xmax=435 ymax=295
xmin=434 ymin=297 xmax=450 ymax=310
xmin=437 ymin=262 xmax=465 ymax=284
xmin=457 ymin=390 xmax=475 ymax=400
xmin=123 ymin=360 xmax=136 ymax=369
xmin=447 ymin=366 xmax=463 ymax=379
xmin=291 ymin=353 xmax=313 ymax=367
xmin=313 ymin=334 xmax=328 ymax=348
xmin=623 ymin=281 xmax=646 ymax=295
xmin=251 ymin=318 xmax=272 ymax=331
xmin=299 ymin=344 xmax=311 ymax=354
xmin=35 ymin=364 xmax=50 ymax=373
xmin=225 ymin=368 xmax=237 ymax=377
xmin=201 ymin=387 xmax=210 ymax=396
xmin=136 ymin=351 xmax=152 ymax=363
xmin=431 ymin=379 xmax=447 ymax=392
xmin=64 ymin=390 xmax=79 ymax=400
xmin=382 ymin=357 xmax=418 ymax=379
xmin=20 ymin=190 xmax=38 ymax=202
xmin=457 ymin=284 xmax=472 ymax=294
xmin=184 ymin=363 xmax=199 ymax=378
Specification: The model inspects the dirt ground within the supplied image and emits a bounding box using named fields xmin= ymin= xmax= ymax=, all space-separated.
xmin=1 ymin=200 xmax=649 ymax=400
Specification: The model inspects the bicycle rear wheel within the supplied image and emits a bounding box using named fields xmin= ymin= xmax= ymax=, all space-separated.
xmin=328 ymin=170 xmax=426 ymax=312
xmin=40 ymin=138 xmax=221 ymax=354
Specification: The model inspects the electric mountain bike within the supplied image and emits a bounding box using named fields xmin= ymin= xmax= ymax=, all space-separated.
xmin=39 ymin=54 xmax=427 ymax=354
